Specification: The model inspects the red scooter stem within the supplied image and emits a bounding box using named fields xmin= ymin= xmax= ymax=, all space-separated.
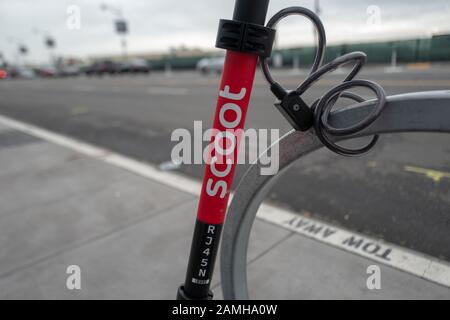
xmin=197 ymin=51 xmax=258 ymax=225
xmin=178 ymin=0 xmax=270 ymax=300
xmin=179 ymin=51 xmax=259 ymax=300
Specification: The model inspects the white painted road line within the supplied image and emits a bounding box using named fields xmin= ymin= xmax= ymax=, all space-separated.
xmin=0 ymin=113 xmax=449 ymax=288
xmin=0 ymin=114 xmax=201 ymax=196
xmin=258 ymin=203 xmax=450 ymax=288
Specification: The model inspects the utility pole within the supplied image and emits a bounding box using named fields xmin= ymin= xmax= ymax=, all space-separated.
xmin=8 ymin=37 xmax=29 ymax=66
xmin=313 ymin=0 xmax=321 ymax=41
xmin=100 ymin=3 xmax=129 ymax=61
xmin=32 ymin=28 xmax=56 ymax=66
xmin=314 ymin=0 xmax=321 ymax=15
xmin=0 ymin=52 xmax=5 ymax=68
xmin=293 ymin=0 xmax=320 ymax=72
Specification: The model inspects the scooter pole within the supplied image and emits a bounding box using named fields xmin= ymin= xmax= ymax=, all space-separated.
xmin=177 ymin=0 xmax=271 ymax=300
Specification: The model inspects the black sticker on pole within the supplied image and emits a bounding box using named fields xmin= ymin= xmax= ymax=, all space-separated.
xmin=183 ymin=220 xmax=223 ymax=299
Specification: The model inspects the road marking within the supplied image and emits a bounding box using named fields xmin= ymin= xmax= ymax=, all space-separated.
xmin=70 ymin=106 xmax=89 ymax=116
xmin=367 ymin=161 xmax=377 ymax=168
xmin=0 ymin=114 xmax=200 ymax=196
xmin=0 ymin=113 xmax=449 ymax=288
xmin=384 ymin=66 xmax=404 ymax=74
xmin=407 ymin=63 xmax=431 ymax=70
xmin=404 ymin=165 xmax=450 ymax=183
xmin=147 ymin=87 xmax=189 ymax=95
xmin=257 ymin=205 xmax=450 ymax=288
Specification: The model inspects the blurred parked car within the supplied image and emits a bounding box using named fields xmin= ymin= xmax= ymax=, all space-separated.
xmin=7 ymin=66 xmax=36 ymax=79
xmin=84 ymin=60 xmax=120 ymax=76
xmin=120 ymin=58 xmax=151 ymax=74
xmin=58 ymin=64 xmax=81 ymax=77
xmin=0 ymin=69 xmax=7 ymax=79
xmin=34 ymin=65 xmax=58 ymax=78
xmin=196 ymin=56 xmax=225 ymax=75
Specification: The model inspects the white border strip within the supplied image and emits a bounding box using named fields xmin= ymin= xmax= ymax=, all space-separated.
xmin=0 ymin=115 xmax=201 ymax=195
xmin=258 ymin=203 xmax=450 ymax=287
xmin=0 ymin=114 xmax=449 ymax=288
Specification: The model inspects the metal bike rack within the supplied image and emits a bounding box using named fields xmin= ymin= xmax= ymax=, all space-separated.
xmin=220 ymin=90 xmax=450 ymax=299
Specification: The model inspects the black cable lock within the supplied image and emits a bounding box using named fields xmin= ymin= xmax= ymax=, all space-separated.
xmin=274 ymin=90 xmax=314 ymax=131
xmin=260 ymin=7 xmax=387 ymax=156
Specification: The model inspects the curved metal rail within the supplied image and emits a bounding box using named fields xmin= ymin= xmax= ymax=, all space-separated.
xmin=220 ymin=90 xmax=450 ymax=299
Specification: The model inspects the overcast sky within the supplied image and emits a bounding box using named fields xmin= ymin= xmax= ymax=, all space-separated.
xmin=1 ymin=0 xmax=449 ymax=64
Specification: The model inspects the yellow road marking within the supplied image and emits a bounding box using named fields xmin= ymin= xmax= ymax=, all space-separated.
xmin=367 ymin=161 xmax=377 ymax=168
xmin=406 ymin=63 xmax=431 ymax=70
xmin=404 ymin=165 xmax=450 ymax=183
xmin=70 ymin=106 xmax=89 ymax=115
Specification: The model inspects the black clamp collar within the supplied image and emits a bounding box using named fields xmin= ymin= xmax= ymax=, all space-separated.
xmin=215 ymin=19 xmax=276 ymax=58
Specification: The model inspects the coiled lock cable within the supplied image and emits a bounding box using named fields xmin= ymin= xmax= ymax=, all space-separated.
xmin=260 ymin=7 xmax=387 ymax=156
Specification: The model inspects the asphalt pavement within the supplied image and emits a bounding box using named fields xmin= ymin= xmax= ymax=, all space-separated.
xmin=0 ymin=65 xmax=449 ymax=262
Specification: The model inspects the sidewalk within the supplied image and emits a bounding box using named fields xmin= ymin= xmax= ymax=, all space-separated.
xmin=0 ymin=119 xmax=449 ymax=299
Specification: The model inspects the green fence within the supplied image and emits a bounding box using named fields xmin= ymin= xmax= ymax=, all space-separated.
xmin=149 ymin=35 xmax=450 ymax=70
xmin=431 ymin=34 xmax=450 ymax=61
xmin=276 ymin=35 xmax=449 ymax=67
